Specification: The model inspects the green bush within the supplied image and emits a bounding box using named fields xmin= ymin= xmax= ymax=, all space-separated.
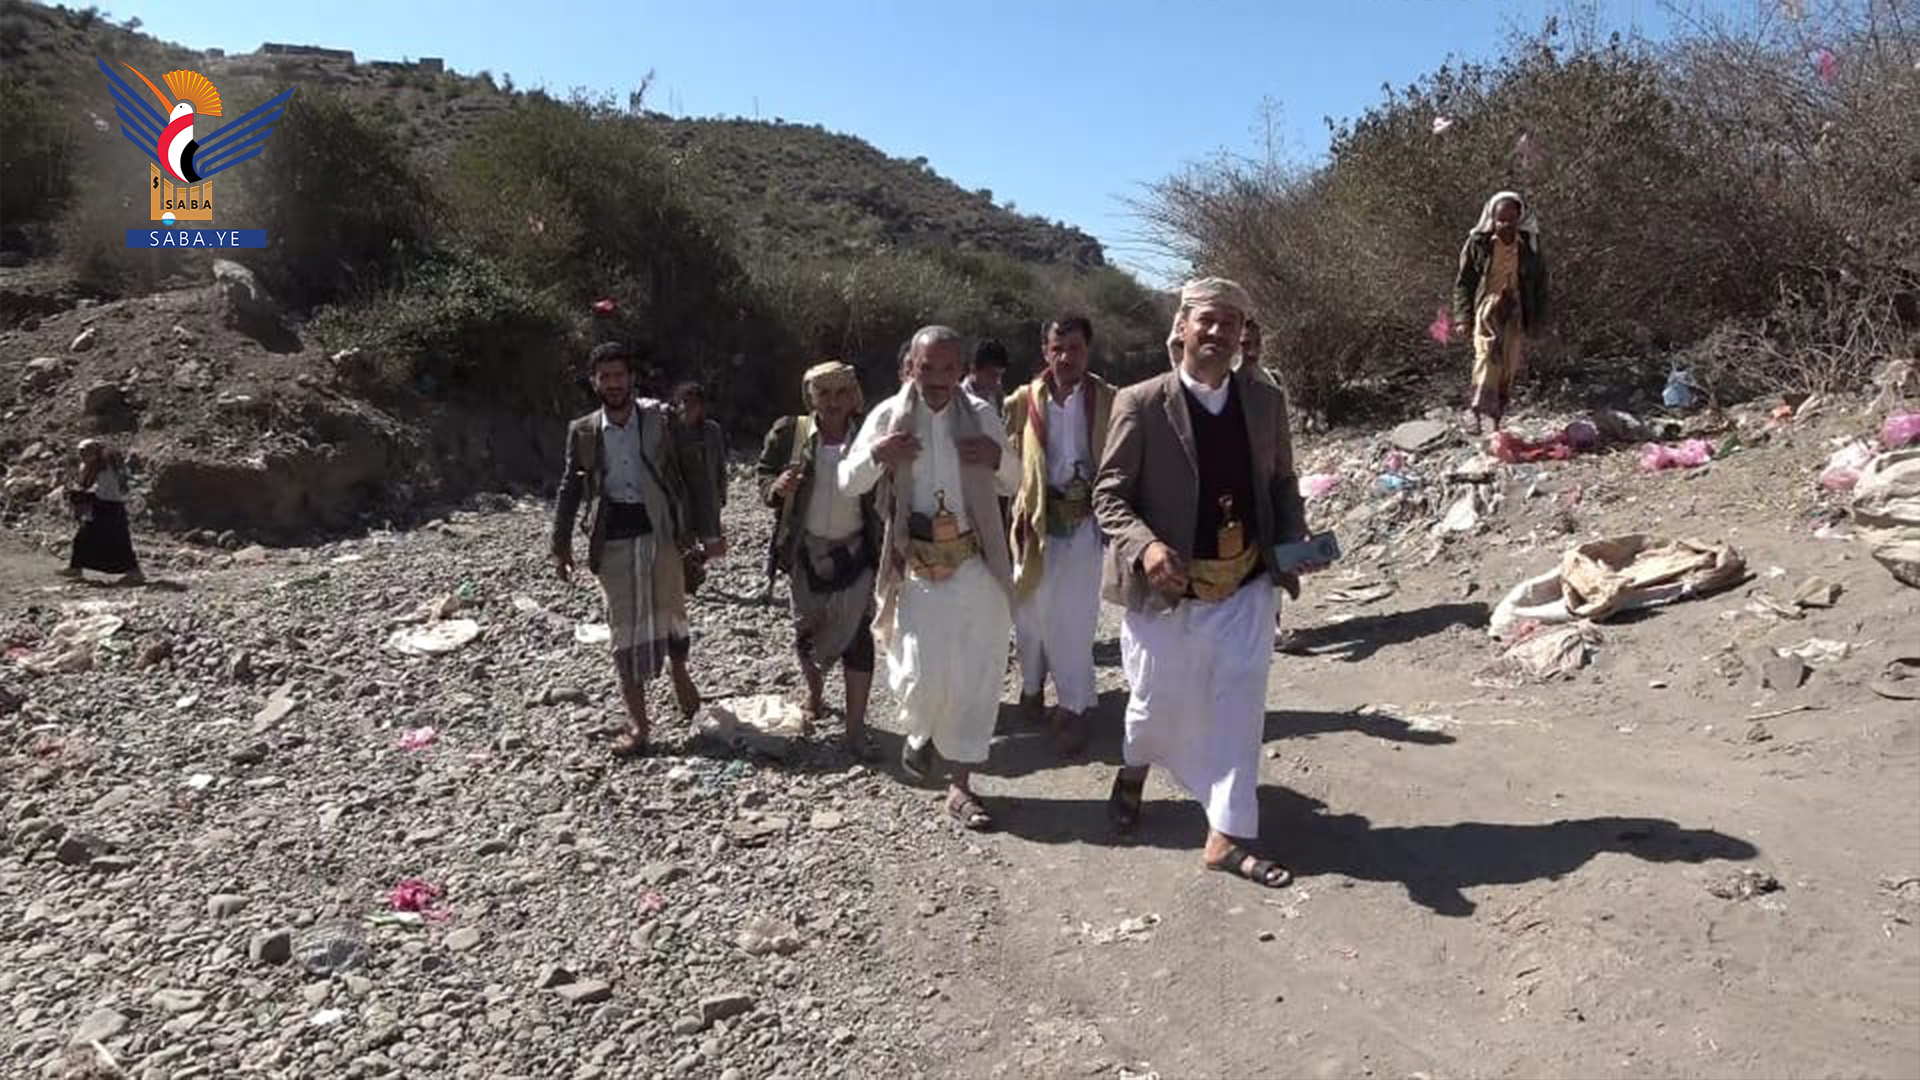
xmin=309 ymin=250 xmax=572 ymax=400
xmin=242 ymin=91 xmax=432 ymax=310
xmin=0 ymin=75 xmax=75 ymax=233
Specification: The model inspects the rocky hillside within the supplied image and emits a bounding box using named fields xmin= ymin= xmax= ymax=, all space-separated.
xmin=0 ymin=0 xmax=1170 ymax=541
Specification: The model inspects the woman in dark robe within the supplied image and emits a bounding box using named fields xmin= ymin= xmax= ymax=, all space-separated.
xmin=62 ymin=439 xmax=143 ymax=585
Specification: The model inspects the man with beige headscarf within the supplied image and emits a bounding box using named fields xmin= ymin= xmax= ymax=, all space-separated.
xmin=758 ymin=360 xmax=886 ymax=758
xmin=839 ymin=326 xmax=1019 ymax=830
xmin=1095 ymin=277 xmax=1318 ymax=888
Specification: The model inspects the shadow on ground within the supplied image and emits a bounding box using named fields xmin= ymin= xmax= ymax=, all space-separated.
xmin=990 ymin=781 xmax=1757 ymax=917
xmin=1284 ymin=601 xmax=1488 ymax=663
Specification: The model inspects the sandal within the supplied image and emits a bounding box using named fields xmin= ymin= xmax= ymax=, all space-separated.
xmin=674 ymin=687 xmax=702 ymax=722
xmin=1107 ymin=770 xmax=1145 ymax=833
xmin=1871 ymin=657 xmax=1920 ymax=701
xmin=1206 ymin=843 xmax=1292 ymax=889
xmin=900 ymin=739 xmax=933 ymax=782
xmin=1019 ymin=693 xmax=1047 ymax=727
xmin=945 ymin=789 xmax=994 ymax=832
xmin=610 ymin=730 xmax=650 ymax=759
xmin=798 ymin=702 xmax=821 ymax=738
xmin=1052 ymin=710 xmax=1090 ymax=757
xmin=841 ymin=729 xmax=880 ymax=763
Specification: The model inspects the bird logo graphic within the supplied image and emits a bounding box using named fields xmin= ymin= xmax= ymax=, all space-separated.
xmin=98 ymin=58 xmax=295 ymax=228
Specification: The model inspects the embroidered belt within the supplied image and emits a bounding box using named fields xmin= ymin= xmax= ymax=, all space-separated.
xmin=1045 ymin=490 xmax=1093 ymax=537
xmin=1187 ymin=546 xmax=1259 ymax=603
xmin=907 ymin=532 xmax=980 ymax=582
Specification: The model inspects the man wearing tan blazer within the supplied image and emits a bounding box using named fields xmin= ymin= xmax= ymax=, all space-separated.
xmin=1093 ymin=277 xmax=1317 ymax=889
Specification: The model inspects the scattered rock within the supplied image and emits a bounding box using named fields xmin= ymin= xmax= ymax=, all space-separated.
xmin=699 ymin=992 xmax=755 ymax=1026
xmin=637 ymin=862 xmax=687 ymax=887
xmin=250 ymin=929 xmax=294 ymax=965
xmin=20 ymin=356 xmax=67 ymax=393
xmin=809 ymin=810 xmax=846 ymax=832
xmin=1390 ymin=418 xmax=1453 ymax=454
xmin=54 ymin=831 xmax=111 ymax=867
xmin=555 ymin=980 xmax=613 ymax=1006
xmin=541 ymin=685 xmax=589 ymax=706
xmin=445 ymin=928 xmax=483 ymax=952
xmin=82 ymin=381 xmax=126 ymax=416
xmin=72 ymin=1007 xmax=130 ymax=1045
xmin=252 ymin=682 xmax=299 ymax=732
xmin=1758 ymin=652 xmax=1808 ymax=692
xmin=1708 ymin=870 xmax=1783 ymax=901
xmin=1791 ymin=576 xmax=1842 ymax=608
xmin=3 ymin=475 xmax=50 ymax=503
xmin=536 ymin=964 xmax=574 ymax=989
xmin=206 ymin=893 xmax=250 ymax=918
xmin=229 ymin=741 xmax=270 ymax=766
xmin=736 ymin=917 xmax=803 ymax=957
xmin=671 ymin=1016 xmax=705 ymax=1036
xmin=212 ymin=258 xmax=291 ymax=344
xmin=70 ymin=326 xmax=98 ymax=353
xmin=152 ymin=988 xmax=208 ymax=1014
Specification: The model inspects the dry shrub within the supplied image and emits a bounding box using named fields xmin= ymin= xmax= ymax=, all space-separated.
xmin=1139 ymin=1 xmax=1920 ymax=419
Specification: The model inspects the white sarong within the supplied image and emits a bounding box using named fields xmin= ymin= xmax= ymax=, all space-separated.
xmin=1119 ymin=580 xmax=1275 ymax=836
xmin=884 ymin=556 xmax=1012 ymax=765
xmin=1013 ymin=518 xmax=1102 ymax=713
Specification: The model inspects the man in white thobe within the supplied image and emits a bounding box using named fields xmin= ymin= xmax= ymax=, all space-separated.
xmin=840 ymin=325 xmax=1019 ymax=830
xmin=1005 ymin=314 xmax=1116 ymax=756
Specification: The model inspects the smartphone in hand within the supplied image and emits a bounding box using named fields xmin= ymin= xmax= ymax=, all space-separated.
xmin=1271 ymin=531 xmax=1341 ymax=573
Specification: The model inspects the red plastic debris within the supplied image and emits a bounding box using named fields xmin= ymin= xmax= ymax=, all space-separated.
xmin=592 ymin=298 xmax=617 ymax=317
xmin=1427 ymin=306 xmax=1454 ymax=345
xmin=389 ymin=878 xmax=451 ymax=920
xmin=396 ymin=726 xmax=438 ymax=751
xmin=1814 ymin=47 xmax=1839 ymax=84
xmin=1490 ymin=430 xmax=1574 ymax=463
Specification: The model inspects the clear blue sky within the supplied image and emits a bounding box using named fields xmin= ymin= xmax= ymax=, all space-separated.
xmin=113 ymin=0 xmax=1684 ymax=283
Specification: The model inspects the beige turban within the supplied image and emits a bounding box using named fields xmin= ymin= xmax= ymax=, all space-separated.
xmin=802 ymin=359 xmax=862 ymax=410
xmin=1166 ymin=276 xmax=1255 ymax=364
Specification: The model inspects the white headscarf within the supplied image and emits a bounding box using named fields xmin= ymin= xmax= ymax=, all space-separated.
xmin=1469 ymin=190 xmax=1542 ymax=251
xmin=1166 ymin=276 xmax=1255 ymax=366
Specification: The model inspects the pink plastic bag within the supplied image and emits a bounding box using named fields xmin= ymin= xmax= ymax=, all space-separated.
xmin=1640 ymin=439 xmax=1714 ymax=471
xmin=1883 ymin=413 xmax=1920 ymax=449
xmin=1300 ymin=474 xmax=1341 ymax=499
xmin=1818 ymin=440 xmax=1877 ymax=491
xmin=396 ymin=726 xmax=438 ymax=751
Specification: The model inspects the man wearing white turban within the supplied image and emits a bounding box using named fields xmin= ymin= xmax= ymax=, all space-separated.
xmin=1095 ymin=277 xmax=1319 ymax=888
xmin=1452 ymin=191 xmax=1549 ymax=432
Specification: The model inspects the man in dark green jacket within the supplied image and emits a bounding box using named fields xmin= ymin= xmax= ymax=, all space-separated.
xmin=1452 ymin=190 xmax=1549 ymax=432
xmin=756 ymin=360 xmax=886 ymax=759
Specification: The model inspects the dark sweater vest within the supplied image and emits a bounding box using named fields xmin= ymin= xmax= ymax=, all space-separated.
xmin=1185 ymin=381 xmax=1264 ymax=588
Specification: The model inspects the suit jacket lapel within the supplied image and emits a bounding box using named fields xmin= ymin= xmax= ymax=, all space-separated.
xmin=1161 ymin=373 xmax=1199 ymax=476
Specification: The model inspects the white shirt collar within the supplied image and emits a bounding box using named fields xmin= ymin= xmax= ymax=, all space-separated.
xmin=1177 ymin=366 xmax=1232 ymax=416
xmin=599 ymin=404 xmax=637 ymax=430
